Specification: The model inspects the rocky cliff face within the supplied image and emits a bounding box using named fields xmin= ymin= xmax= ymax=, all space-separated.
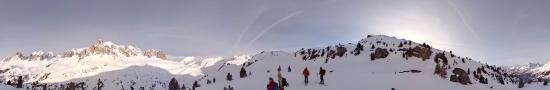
xmin=143 ymin=49 xmax=167 ymax=60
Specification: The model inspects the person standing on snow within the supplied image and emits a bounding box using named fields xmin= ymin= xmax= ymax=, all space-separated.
xmin=277 ymin=70 xmax=285 ymax=90
xmin=319 ymin=67 xmax=326 ymax=84
xmin=267 ymin=77 xmax=279 ymax=90
xmin=303 ymin=67 xmax=310 ymax=85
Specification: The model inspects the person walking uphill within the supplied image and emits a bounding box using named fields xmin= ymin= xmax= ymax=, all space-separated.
xmin=319 ymin=67 xmax=326 ymax=84
xmin=267 ymin=77 xmax=279 ymax=90
xmin=303 ymin=67 xmax=310 ymax=85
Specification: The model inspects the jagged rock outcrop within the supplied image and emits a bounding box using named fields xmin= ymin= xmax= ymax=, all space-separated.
xmin=450 ymin=68 xmax=471 ymax=85
xmin=29 ymin=51 xmax=54 ymax=60
xmin=434 ymin=53 xmax=448 ymax=65
xmin=370 ymin=48 xmax=389 ymax=60
xmin=434 ymin=64 xmax=448 ymax=78
xmin=402 ymin=45 xmax=432 ymax=61
xmin=3 ymin=51 xmax=54 ymax=61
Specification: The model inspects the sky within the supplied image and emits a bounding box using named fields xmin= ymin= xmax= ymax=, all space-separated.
xmin=0 ymin=0 xmax=549 ymax=65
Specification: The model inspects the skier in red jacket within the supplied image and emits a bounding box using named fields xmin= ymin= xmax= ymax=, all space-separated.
xmin=303 ymin=67 xmax=310 ymax=85
xmin=267 ymin=77 xmax=279 ymax=90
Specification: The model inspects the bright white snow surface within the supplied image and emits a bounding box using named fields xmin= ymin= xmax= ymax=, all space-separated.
xmin=0 ymin=35 xmax=548 ymax=90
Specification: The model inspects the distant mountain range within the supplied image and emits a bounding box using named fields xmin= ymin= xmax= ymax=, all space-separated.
xmin=0 ymin=35 xmax=548 ymax=90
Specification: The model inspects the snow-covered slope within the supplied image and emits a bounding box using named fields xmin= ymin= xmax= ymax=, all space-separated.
xmin=0 ymin=84 xmax=23 ymax=90
xmin=0 ymin=35 xmax=548 ymax=90
xmin=0 ymin=40 xmax=249 ymax=90
xmin=198 ymin=35 xmax=546 ymax=90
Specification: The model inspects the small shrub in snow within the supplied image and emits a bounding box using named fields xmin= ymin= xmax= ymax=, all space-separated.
xmin=16 ymin=76 xmax=23 ymax=88
xmin=213 ymin=77 xmax=216 ymax=83
xmin=434 ymin=53 xmax=448 ymax=65
xmin=168 ymin=78 xmax=179 ymax=90
xmin=240 ymin=67 xmax=247 ymax=78
xmin=518 ymin=80 xmax=525 ymax=88
xmin=227 ymin=73 xmax=233 ymax=81
xmin=65 ymin=82 xmax=77 ymax=90
xmin=543 ymin=80 xmax=548 ymax=86
xmin=352 ymin=43 xmax=364 ymax=56
xmin=192 ymin=80 xmax=200 ymax=90
xmin=96 ymin=79 xmax=104 ymax=90
xmin=434 ymin=64 xmax=447 ymax=78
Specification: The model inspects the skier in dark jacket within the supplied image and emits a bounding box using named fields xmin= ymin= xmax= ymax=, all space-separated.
xmin=319 ymin=67 xmax=326 ymax=84
xmin=287 ymin=66 xmax=292 ymax=72
xmin=303 ymin=67 xmax=310 ymax=85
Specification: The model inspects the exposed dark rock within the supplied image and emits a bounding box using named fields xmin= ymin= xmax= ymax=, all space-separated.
xmin=434 ymin=53 xmax=448 ymax=65
xmin=144 ymin=49 xmax=167 ymax=60
xmin=518 ymin=80 xmax=525 ymax=88
xmin=434 ymin=64 xmax=447 ymax=78
xmin=169 ymin=78 xmax=179 ymax=90
xmin=352 ymin=43 xmax=364 ymax=56
xmin=403 ymin=46 xmax=432 ymax=61
xmin=370 ymin=48 xmax=389 ymax=60
xmin=450 ymin=68 xmax=472 ymax=85
xmin=544 ymin=80 xmax=548 ymax=86
xmin=16 ymin=76 xmax=23 ymax=88
xmin=335 ymin=46 xmax=347 ymax=57
xmin=398 ymin=70 xmax=422 ymax=73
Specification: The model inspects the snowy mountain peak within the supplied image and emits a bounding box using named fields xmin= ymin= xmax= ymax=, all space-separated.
xmin=60 ymin=40 xmax=144 ymax=59
xmin=144 ymin=49 xmax=167 ymax=60
xmin=92 ymin=39 xmax=118 ymax=49
xmin=59 ymin=40 xmax=171 ymax=60
xmin=28 ymin=51 xmax=54 ymax=60
xmin=533 ymin=62 xmax=550 ymax=78
xmin=358 ymin=35 xmax=407 ymax=45
xmin=95 ymin=39 xmax=106 ymax=45
xmin=2 ymin=40 xmax=168 ymax=61
xmin=504 ymin=62 xmax=550 ymax=80
xmin=507 ymin=63 xmax=544 ymax=71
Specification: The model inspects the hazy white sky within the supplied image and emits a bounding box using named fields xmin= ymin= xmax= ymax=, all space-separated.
xmin=0 ymin=0 xmax=549 ymax=65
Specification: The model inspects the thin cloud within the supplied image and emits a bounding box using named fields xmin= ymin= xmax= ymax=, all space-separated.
xmin=243 ymin=11 xmax=304 ymax=50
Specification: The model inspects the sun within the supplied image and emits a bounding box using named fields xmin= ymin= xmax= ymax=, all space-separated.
xmin=361 ymin=4 xmax=457 ymax=51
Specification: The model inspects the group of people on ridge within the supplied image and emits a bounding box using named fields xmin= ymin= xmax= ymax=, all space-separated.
xmin=267 ymin=66 xmax=327 ymax=90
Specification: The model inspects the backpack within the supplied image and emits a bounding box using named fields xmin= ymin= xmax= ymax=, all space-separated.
xmin=273 ymin=82 xmax=279 ymax=90
xmin=282 ymin=78 xmax=289 ymax=87
xmin=320 ymin=69 xmax=326 ymax=75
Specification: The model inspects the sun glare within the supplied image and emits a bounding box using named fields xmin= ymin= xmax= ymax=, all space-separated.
xmin=363 ymin=5 xmax=456 ymax=51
